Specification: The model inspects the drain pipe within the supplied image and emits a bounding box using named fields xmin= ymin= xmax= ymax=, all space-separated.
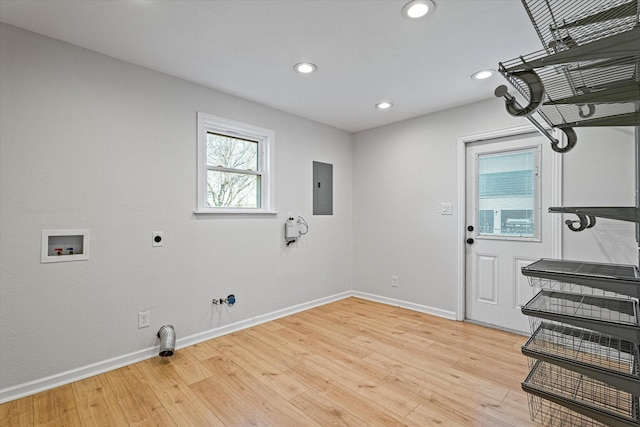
xmin=157 ymin=325 xmax=175 ymax=357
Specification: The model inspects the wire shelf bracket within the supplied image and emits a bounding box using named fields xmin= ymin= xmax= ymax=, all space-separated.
xmin=548 ymin=207 xmax=640 ymax=232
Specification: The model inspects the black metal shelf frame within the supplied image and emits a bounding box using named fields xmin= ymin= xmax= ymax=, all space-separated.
xmin=521 ymin=290 xmax=640 ymax=343
xmin=522 ymin=258 xmax=640 ymax=298
xmin=523 ymin=360 xmax=640 ymax=427
xmin=523 ymin=320 xmax=640 ymax=394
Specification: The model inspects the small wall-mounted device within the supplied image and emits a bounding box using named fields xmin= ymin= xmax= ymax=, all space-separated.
xmin=285 ymin=216 xmax=300 ymax=244
xmin=285 ymin=214 xmax=309 ymax=246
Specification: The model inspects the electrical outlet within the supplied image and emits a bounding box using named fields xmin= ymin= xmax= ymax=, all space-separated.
xmin=391 ymin=276 xmax=398 ymax=288
xmin=152 ymin=232 xmax=163 ymax=247
xmin=138 ymin=311 xmax=150 ymax=328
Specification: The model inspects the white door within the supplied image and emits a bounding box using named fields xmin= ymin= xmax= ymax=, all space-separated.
xmin=465 ymin=131 xmax=556 ymax=334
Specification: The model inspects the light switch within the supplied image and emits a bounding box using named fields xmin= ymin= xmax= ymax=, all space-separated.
xmin=440 ymin=203 xmax=453 ymax=215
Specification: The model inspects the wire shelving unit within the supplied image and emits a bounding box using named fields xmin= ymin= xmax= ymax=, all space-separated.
xmin=495 ymin=0 xmax=640 ymax=153
xmin=494 ymin=1 xmax=640 ymax=424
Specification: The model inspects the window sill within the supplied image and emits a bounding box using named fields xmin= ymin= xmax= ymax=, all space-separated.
xmin=193 ymin=209 xmax=278 ymax=216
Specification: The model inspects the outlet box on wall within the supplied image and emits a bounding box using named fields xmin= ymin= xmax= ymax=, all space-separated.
xmin=41 ymin=229 xmax=89 ymax=263
xmin=391 ymin=276 xmax=398 ymax=288
xmin=138 ymin=311 xmax=150 ymax=329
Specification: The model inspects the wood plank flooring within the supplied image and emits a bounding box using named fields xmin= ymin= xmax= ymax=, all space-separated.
xmin=0 ymin=297 xmax=537 ymax=426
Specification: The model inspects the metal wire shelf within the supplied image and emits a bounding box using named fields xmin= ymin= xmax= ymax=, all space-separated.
xmin=522 ymin=259 xmax=640 ymax=298
xmin=524 ymin=318 xmax=640 ymax=394
xmin=521 ymin=290 xmax=640 ymax=343
xmin=527 ymin=393 xmax=610 ymax=427
xmin=526 ymin=277 xmax=633 ymax=299
xmin=499 ymin=53 xmax=639 ymax=125
xmin=523 ymin=360 xmax=640 ymax=426
xmin=522 ymin=0 xmax=639 ymax=53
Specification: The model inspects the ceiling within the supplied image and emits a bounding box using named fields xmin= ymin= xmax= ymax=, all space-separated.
xmin=0 ymin=0 xmax=543 ymax=133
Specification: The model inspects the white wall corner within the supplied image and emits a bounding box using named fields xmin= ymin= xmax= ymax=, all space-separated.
xmin=351 ymin=291 xmax=457 ymax=320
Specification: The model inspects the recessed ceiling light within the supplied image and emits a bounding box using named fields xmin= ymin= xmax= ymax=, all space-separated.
xmin=294 ymin=62 xmax=317 ymax=74
xmin=402 ymin=0 xmax=436 ymax=19
xmin=471 ymin=69 xmax=495 ymax=80
xmin=375 ymin=101 xmax=394 ymax=110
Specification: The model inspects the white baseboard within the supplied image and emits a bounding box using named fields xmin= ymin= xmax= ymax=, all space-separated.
xmin=175 ymin=291 xmax=353 ymax=349
xmin=0 ymin=291 xmax=350 ymax=404
xmin=0 ymin=346 xmax=160 ymax=404
xmin=0 ymin=290 xmax=455 ymax=403
xmin=352 ymin=291 xmax=458 ymax=320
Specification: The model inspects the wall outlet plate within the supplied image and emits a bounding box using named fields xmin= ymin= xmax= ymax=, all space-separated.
xmin=391 ymin=276 xmax=398 ymax=288
xmin=138 ymin=311 xmax=150 ymax=328
xmin=152 ymin=231 xmax=163 ymax=247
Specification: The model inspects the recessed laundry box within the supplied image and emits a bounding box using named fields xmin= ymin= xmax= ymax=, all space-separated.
xmin=41 ymin=229 xmax=89 ymax=263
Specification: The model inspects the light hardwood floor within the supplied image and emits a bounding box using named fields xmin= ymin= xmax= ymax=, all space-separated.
xmin=0 ymin=297 xmax=539 ymax=426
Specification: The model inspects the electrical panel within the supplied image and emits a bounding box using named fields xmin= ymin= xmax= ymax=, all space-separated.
xmin=313 ymin=161 xmax=333 ymax=215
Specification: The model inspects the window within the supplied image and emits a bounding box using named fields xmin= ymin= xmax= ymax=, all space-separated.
xmin=476 ymin=147 xmax=540 ymax=239
xmin=196 ymin=112 xmax=275 ymax=214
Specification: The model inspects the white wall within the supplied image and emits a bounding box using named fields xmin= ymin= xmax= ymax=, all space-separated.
xmin=562 ymin=127 xmax=637 ymax=265
xmin=0 ymin=24 xmax=353 ymax=395
xmin=353 ymin=100 xmax=637 ymax=315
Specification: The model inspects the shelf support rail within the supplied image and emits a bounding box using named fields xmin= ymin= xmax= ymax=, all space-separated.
xmin=494 ymin=79 xmax=577 ymax=153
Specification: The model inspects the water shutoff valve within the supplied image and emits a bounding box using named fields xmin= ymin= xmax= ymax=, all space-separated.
xmin=212 ymin=294 xmax=236 ymax=306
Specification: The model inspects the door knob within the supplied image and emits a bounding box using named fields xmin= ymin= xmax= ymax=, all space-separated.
xmin=466 ymin=238 xmax=474 ymax=244
xmin=467 ymin=225 xmax=474 ymax=232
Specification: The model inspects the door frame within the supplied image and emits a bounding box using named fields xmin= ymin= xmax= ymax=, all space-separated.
xmin=455 ymin=124 xmax=564 ymax=321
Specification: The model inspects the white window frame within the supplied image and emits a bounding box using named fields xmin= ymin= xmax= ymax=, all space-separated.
xmin=474 ymin=144 xmax=542 ymax=242
xmin=195 ymin=112 xmax=276 ymax=214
